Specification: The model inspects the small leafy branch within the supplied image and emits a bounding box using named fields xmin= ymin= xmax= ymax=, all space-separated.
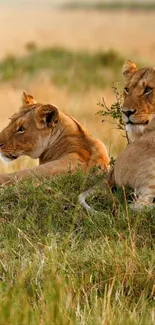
xmin=97 ymin=83 xmax=124 ymax=130
xmin=109 ymin=156 xmax=115 ymax=168
xmin=97 ymin=83 xmax=129 ymax=144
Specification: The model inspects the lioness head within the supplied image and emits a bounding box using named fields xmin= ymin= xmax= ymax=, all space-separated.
xmin=122 ymin=60 xmax=155 ymax=142
xmin=0 ymin=91 xmax=59 ymax=162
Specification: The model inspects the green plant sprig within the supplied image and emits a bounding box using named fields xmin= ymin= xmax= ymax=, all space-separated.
xmin=97 ymin=83 xmax=129 ymax=143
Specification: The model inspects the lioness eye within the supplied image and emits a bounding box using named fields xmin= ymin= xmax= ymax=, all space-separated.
xmin=16 ymin=126 xmax=25 ymax=133
xmin=144 ymin=86 xmax=153 ymax=95
xmin=124 ymin=87 xmax=129 ymax=94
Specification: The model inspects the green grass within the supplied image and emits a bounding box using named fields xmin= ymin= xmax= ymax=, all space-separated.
xmin=0 ymin=169 xmax=155 ymax=324
xmin=63 ymin=1 xmax=155 ymax=11
xmin=0 ymin=47 xmax=124 ymax=90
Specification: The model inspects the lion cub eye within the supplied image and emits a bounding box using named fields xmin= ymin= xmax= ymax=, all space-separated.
xmin=144 ymin=86 xmax=153 ymax=95
xmin=16 ymin=126 xmax=25 ymax=133
xmin=124 ymin=87 xmax=129 ymax=95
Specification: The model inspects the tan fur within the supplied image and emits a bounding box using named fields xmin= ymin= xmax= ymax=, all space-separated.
xmin=113 ymin=117 xmax=155 ymax=209
xmin=0 ymin=91 xmax=109 ymax=185
xmin=79 ymin=120 xmax=155 ymax=212
xmin=122 ymin=60 xmax=155 ymax=142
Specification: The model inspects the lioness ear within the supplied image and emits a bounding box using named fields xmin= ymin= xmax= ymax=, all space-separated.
xmin=35 ymin=104 xmax=59 ymax=129
xmin=22 ymin=90 xmax=37 ymax=105
xmin=122 ymin=60 xmax=137 ymax=81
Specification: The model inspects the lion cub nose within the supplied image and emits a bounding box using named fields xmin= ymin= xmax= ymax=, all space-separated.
xmin=122 ymin=109 xmax=136 ymax=118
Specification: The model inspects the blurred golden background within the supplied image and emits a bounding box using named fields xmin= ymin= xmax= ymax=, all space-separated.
xmin=0 ymin=0 xmax=154 ymax=173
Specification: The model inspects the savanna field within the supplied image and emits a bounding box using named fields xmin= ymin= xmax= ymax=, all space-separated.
xmin=1 ymin=2 xmax=155 ymax=324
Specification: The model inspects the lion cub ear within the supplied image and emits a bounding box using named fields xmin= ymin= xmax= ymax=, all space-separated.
xmin=22 ymin=90 xmax=37 ymax=105
xmin=35 ymin=104 xmax=59 ymax=129
xmin=122 ymin=60 xmax=137 ymax=81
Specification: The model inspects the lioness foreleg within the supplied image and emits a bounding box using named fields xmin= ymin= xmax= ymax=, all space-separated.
xmin=0 ymin=155 xmax=85 ymax=186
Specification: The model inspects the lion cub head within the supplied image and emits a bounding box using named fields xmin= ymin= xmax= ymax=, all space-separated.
xmin=0 ymin=91 xmax=59 ymax=162
xmin=122 ymin=60 xmax=155 ymax=142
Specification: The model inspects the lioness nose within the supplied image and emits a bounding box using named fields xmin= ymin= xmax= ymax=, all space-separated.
xmin=122 ymin=109 xmax=136 ymax=118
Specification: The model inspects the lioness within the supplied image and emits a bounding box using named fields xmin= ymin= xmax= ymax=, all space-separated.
xmin=0 ymin=91 xmax=109 ymax=185
xmin=122 ymin=60 xmax=155 ymax=142
xmin=79 ymin=60 xmax=155 ymax=211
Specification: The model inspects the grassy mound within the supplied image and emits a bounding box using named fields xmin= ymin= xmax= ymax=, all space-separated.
xmin=0 ymin=170 xmax=155 ymax=324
